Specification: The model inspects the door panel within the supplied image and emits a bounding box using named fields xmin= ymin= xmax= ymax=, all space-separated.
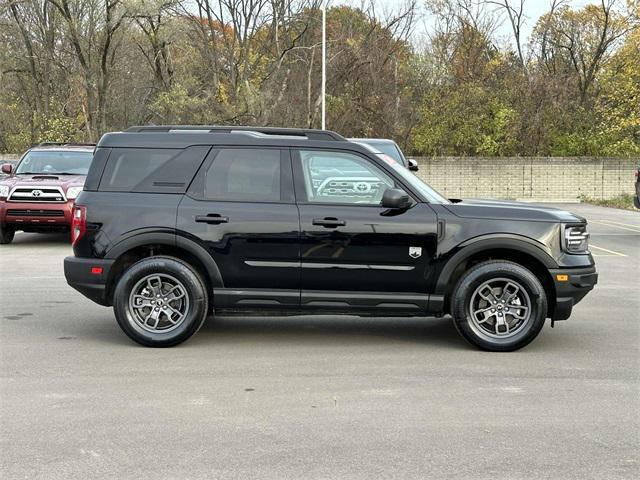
xmin=176 ymin=148 xmax=300 ymax=306
xmin=298 ymin=203 xmax=437 ymax=293
xmin=177 ymin=198 xmax=300 ymax=290
xmin=293 ymin=149 xmax=438 ymax=295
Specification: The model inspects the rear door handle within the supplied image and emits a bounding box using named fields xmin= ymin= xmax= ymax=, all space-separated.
xmin=312 ymin=217 xmax=346 ymax=228
xmin=195 ymin=214 xmax=229 ymax=224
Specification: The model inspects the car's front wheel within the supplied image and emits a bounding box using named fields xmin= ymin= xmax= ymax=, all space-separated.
xmin=113 ymin=256 xmax=209 ymax=347
xmin=0 ymin=225 xmax=15 ymax=244
xmin=451 ymin=260 xmax=547 ymax=351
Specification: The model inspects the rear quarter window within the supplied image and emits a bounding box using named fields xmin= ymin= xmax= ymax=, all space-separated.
xmin=98 ymin=146 xmax=210 ymax=193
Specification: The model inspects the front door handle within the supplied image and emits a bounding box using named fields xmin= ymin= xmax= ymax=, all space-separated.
xmin=195 ymin=214 xmax=229 ymax=224
xmin=312 ymin=217 xmax=346 ymax=228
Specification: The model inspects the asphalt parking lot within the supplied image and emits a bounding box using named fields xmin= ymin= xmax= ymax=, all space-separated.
xmin=1 ymin=203 xmax=638 ymax=480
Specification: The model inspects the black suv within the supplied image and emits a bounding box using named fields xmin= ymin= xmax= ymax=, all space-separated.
xmin=64 ymin=126 xmax=597 ymax=350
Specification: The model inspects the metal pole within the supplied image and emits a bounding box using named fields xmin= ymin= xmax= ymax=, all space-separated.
xmin=321 ymin=0 xmax=326 ymax=130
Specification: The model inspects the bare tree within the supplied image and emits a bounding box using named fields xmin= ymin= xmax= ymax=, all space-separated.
xmin=129 ymin=0 xmax=176 ymax=91
xmin=485 ymin=0 xmax=527 ymax=69
xmin=542 ymin=0 xmax=635 ymax=101
xmin=4 ymin=0 xmax=60 ymax=139
xmin=46 ymin=0 xmax=127 ymax=139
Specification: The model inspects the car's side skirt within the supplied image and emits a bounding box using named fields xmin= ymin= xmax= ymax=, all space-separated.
xmin=213 ymin=288 xmax=444 ymax=315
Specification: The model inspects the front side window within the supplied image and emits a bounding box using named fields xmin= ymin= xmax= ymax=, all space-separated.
xmin=205 ymin=148 xmax=281 ymax=202
xmin=298 ymin=150 xmax=395 ymax=205
xmin=16 ymin=150 xmax=93 ymax=175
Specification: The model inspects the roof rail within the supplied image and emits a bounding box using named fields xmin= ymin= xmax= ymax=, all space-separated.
xmin=34 ymin=142 xmax=96 ymax=147
xmin=124 ymin=125 xmax=346 ymax=141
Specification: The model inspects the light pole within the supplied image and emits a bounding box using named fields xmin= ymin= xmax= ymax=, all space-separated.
xmin=321 ymin=0 xmax=327 ymax=130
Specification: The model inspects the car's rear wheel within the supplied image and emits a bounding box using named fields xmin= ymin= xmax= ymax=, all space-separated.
xmin=451 ymin=260 xmax=547 ymax=351
xmin=113 ymin=256 xmax=208 ymax=347
xmin=0 ymin=225 xmax=15 ymax=244
xmin=634 ymin=194 xmax=640 ymax=209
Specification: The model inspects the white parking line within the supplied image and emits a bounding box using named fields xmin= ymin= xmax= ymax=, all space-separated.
xmin=594 ymin=219 xmax=640 ymax=229
xmin=589 ymin=244 xmax=627 ymax=257
xmin=591 ymin=220 xmax=640 ymax=233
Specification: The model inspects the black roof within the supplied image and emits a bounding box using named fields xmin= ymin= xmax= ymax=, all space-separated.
xmin=98 ymin=125 xmax=373 ymax=153
xmin=124 ymin=125 xmax=345 ymax=141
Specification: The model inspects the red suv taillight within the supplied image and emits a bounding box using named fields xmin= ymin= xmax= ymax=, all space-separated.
xmin=71 ymin=205 xmax=87 ymax=246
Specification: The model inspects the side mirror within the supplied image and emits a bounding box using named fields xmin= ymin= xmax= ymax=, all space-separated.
xmin=381 ymin=188 xmax=412 ymax=209
xmin=1 ymin=163 xmax=13 ymax=175
xmin=407 ymin=159 xmax=419 ymax=172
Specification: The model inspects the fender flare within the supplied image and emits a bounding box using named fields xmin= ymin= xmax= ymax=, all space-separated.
xmin=105 ymin=229 xmax=224 ymax=288
xmin=434 ymin=234 xmax=558 ymax=296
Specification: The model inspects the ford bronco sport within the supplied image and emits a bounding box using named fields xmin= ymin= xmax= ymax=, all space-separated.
xmin=63 ymin=126 xmax=597 ymax=350
xmin=0 ymin=143 xmax=95 ymax=243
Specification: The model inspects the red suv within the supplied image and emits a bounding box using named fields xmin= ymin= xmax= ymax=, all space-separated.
xmin=0 ymin=143 xmax=94 ymax=244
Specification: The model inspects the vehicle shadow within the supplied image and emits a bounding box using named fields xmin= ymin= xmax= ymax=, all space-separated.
xmin=64 ymin=313 xmax=468 ymax=350
xmin=9 ymin=232 xmax=70 ymax=245
xmin=192 ymin=314 xmax=468 ymax=350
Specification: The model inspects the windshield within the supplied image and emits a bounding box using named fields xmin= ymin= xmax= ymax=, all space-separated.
xmin=377 ymin=154 xmax=450 ymax=204
xmin=16 ymin=150 xmax=93 ymax=175
xmin=358 ymin=141 xmax=406 ymax=166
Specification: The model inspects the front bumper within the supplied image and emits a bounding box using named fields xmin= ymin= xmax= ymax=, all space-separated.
xmin=64 ymin=256 xmax=115 ymax=306
xmin=1 ymin=199 xmax=74 ymax=229
xmin=549 ymin=266 xmax=598 ymax=320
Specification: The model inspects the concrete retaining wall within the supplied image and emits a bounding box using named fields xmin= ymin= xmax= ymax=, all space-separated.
xmin=1 ymin=153 xmax=636 ymax=201
xmin=414 ymin=157 xmax=637 ymax=201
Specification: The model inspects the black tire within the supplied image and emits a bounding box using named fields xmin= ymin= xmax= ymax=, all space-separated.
xmin=113 ymin=256 xmax=209 ymax=347
xmin=634 ymin=195 xmax=640 ymax=209
xmin=0 ymin=225 xmax=15 ymax=244
xmin=450 ymin=260 xmax=547 ymax=352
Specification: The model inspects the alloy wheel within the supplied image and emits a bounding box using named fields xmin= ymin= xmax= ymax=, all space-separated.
xmin=128 ymin=273 xmax=190 ymax=333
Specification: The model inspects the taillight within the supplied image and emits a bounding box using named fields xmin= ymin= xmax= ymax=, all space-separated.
xmin=71 ymin=205 xmax=87 ymax=246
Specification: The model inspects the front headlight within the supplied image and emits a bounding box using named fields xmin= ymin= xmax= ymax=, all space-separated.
xmin=563 ymin=224 xmax=590 ymax=253
xmin=0 ymin=185 xmax=9 ymax=198
xmin=66 ymin=186 xmax=84 ymax=200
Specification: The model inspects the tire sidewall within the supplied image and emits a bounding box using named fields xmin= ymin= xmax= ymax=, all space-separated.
xmin=0 ymin=225 xmax=15 ymax=244
xmin=113 ymin=257 xmax=208 ymax=347
xmin=452 ymin=262 xmax=547 ymax=351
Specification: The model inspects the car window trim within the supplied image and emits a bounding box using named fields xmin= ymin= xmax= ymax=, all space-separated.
xmin=186 ymin=146 xmax=295 ymax=204
xmin=290 ymin=147 xmax=422 ymax=206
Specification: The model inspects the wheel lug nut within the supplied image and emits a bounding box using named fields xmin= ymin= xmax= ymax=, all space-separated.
xmin=491 ymin=309 xmax=496 ymax=312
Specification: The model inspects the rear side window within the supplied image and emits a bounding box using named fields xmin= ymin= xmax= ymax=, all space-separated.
xmin=204 ymin=149 xmax=281 ymax=202
xmin=98 ymin=147 xmax=210 ymax=193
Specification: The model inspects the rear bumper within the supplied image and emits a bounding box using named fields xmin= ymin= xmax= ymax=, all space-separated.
xmin=1 ymin=199 xmax=74 ymax=230
xmin=549 ymin=266 xmax=598 ymax=320
xmin=64 ymin=256 xmax=114 ymax=306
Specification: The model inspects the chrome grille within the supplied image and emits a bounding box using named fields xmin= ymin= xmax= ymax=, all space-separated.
xmin=318 ymin=177 xmax=386 ymax=199
xmin=8 ymin=186 xmax=66 ymax=203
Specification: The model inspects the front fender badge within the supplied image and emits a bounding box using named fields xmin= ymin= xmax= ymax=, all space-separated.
xmin=409 ymin=246 xmax=422 ymax=259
